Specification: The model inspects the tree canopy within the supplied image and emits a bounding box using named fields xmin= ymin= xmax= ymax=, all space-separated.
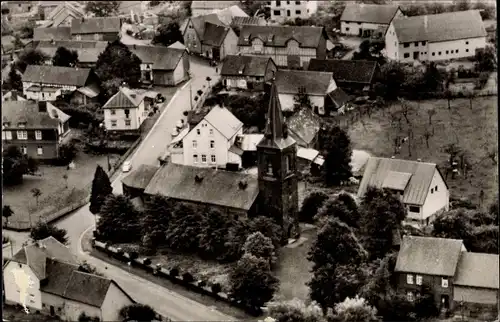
xmin=316 ymin=193 xmax=360 ymax=228
xmin=97 ymin=194 xmax=141 ymax=243
xmin=3 ymin=68 xmax=23 ymax=91
xmin=141 ymin=194 xmax=173 ymax=248
xmin=318 ymin=124 xmax=352 ymax=185
xmin=119 ymin=303 xmax=157 ymax=322
xmin=85 ymin=1 xmax=120 ymax=17
xmin=165 ymin=203 xmax=206 ymax=253
xmin=153 ymin=22 xmax=183 ymax=47
xmin=2 ymin=146 xmax=38 ymax=186
xmin=30 ymin=222 xmax=69 ymax=245
xmin=197 ymin=209 xmax=232 ymax=260
xmin=52 ymin=46 xmax=79 ymax=67
xmin=329 ymin=296 xmax=380 ymax=322
xmin=89 ymin=165 xmax=113 ymax=215
xmin=13 ymin=49 xmax=48 ymax=74
xmin=243 ymin=231 xmax=275 ymax=265
xmin=268 ymin=298 xmax=326 ymax=322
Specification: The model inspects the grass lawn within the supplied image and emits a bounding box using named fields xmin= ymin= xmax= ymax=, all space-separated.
xmin=348 ymin=96 xmax=498 ymax=208
xmin=3 ymin=131 xmax=120 ymax=228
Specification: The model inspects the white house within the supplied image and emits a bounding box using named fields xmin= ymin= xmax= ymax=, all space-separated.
xmin=357 ymin=157 xmax=449 ymax=227
xmin=385 ymin=10 xmax=487 ymax=62
xmin=191 ymin=1 xmax=241 ymax=16
xmin=102 ymin=87 xmax=149 ymax=132
xmin=3 ymin=237 xmax=134 ymax=321
xmin=270 ymin=0 xmax=318 ymax=23
xmin=340 ymin=3 xmax=403 ymax=38
xmin=275 ymin=69 xmax=337 ymax=115
xmin=170 ymin=106 xmax=244 ymax=169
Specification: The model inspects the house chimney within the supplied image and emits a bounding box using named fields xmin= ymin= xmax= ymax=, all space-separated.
xmin=38 ymin=101 xmax=47 ymax=113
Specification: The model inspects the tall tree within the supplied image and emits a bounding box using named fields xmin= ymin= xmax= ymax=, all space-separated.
xmin=2 ymin=146 xmax=38 ymax=186
xmin=165 ymin=203 xmax=205 ymax=253
xmin=329 ymin=296 xmax=380 ymax=322
xmin=198 ymin=209 xmax=232 ymax=260
xmin=13 ymin=49 xmax=48 ymax=73
xmin=316 ymin=193 xmax=360 ymax=228
xmin=268 ymin=298 xmax=326 ymax=322
xmin=224 ymin=220 xmax=251 ymax=261
xmin=2 ymin=205 xmax=14 ymax=227
xmin=248 ymin=216 xmax=283 ymax=250
xmin=5 ymin=68 xmax=23 ymax=91
xmin=30 ymin=221 xmax=69 ymax=245
xmin=85 ymin=1 xmax=120 ymax=17
xmin=119 ymin=304 xmax=157 ymax=322
xmin=97 ymin=194 xmax=141 ymax=243
xmin=299 ymin=191 xmax=329 ymax=223
xmin=141 ymin=194 xmax=172 ymax=247
xmin=319 ymin=124 xmax=352 ymax=186
xmin=243 ymin=232 xmax=276 ymax=266
xmin=95 ymin=40 xmax=142 ymax=96
xmin=422 ymin=62 xmax=443 ymax=92
xmin=153 ymin=22 xmax=183 ymax=47
xmin=52 ymin=47 xmax=79 ymax=67
xmin=89 ymin=165 xmax=113 ymax=215
xmin=475 ymin=45 xmax=496 ymax=72
xmin=229 ymin=253 xmax=279 ymax=312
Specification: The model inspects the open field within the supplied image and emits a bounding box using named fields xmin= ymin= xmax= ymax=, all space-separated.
xmin=348 ymin=96 xmax=498 ymax=208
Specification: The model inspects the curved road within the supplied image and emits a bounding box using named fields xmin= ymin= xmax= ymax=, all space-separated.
xmin=5 ymin=58 xmax=230 ymax=321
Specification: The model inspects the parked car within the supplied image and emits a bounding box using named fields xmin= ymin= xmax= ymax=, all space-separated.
xmin=156 ymin=94 xmax=165 ymax=103
xmin=122 ymin=161 xmax=132 ymax=172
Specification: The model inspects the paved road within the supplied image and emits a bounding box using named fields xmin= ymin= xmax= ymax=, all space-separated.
xmin=5 ymin=57 xmax=229 ymax=321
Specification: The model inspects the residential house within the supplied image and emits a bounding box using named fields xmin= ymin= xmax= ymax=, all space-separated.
xmin=1 ymin=35 xmax=28 ymax=57
xmin=357 ymin=157 xmax=450 ymax=227
xmin=286 ymin=107 xmax=320 ymax=149
xmin=102 ymin=87 xmax=149 ymax=132
xmin=220 ymin=55 xmax=277 ymax=91
xmin=71 ymin=17 xmax=122 ymax=41
xmin=215 ymin=5 xmax=249 ymax=25
xmin=3 ymin=237 xmax=134 ymax=321
xmin=201 ymin=23 xmax=239 ymax=61
xmin=340 ymin=3 xmax=403 ymax=38
xmin=191 ymin=1 xmax=241 ymax=16
xmin=230 ymin=16 xmax=266 ymax=36
xmin=275 ymin=69 xmax=337 ymax=115
xmin=2 ymin=1 xmax=35 ymax=15
xmin=237 ymin=25 xmax=327 ymax=68
xmin=33 ymin=27 xmax=72 ymax=41
xmin=385 ymin=10 xmax=487 ymax=62
xmin=2 ymin=101 xmax=71 ymax=160
xmin=453 ymin=252 xmax=499 ymax=319
xmin=270 ymin=0 xmax=318 ymax=23
xmin=35 ymin=40 xmax=108 ymax=68
xmin=182 ymin=14 xmax=224 ymax=55
xmin=39 ymin=1 xmax=85 ymax=27
xmin=395 ymin=236 xmax=467 ymax=312
xmin=308 ymin=59 xmax=381 ymax=94
xmin=127 ymin=45 xmax=190 ymax=86
xmin=170 ymin=106 xmax=244 ymax=169
xmin=22 ymin=65 xmax=100 ymax=102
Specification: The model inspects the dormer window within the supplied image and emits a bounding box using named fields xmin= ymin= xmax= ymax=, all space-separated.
xmin=244 ymin=35 xmax=249 ymax=42
xmin=267 ymin=35 xmax=273 ymax=43
xmin=17 ymin=122 xmax=26 ymax=128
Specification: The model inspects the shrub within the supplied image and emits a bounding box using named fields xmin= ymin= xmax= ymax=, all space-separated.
xmin=197 ymin=90 xmax=203 ymax=96
xmin=211 ymin=283 xmax=222 ymax=294
xmin=182 ymin=272 xmax=194 ymax=283
xmin=143 ymin=258 xmax=152 ymax=265
xmin=183 ymin=111 xmax=188 ymax=116
xmin=129 ymin=251 xmax=139 ymax=260
xmin=169 ymin=267 xmax=179 ymax=277
xmin=198 ymin=280 xmax=207 ymax=287
xmin=116 ymin=247 xmax=123 ymax=256
xmin=126 ymin=29 xmax=133 ymax=36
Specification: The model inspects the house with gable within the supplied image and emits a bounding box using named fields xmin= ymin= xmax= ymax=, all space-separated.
xmin=270 ymin=0 xmax=318 ymax=23
xmin=357 ymin=157 xmax=450 ymax=227
xmin=35 ymin=40 xmax=109 ymax=68
xmin=340 ymin=3 xmax=404 ymax=38
xmin=71 ymin=17 xmax=122 ymax=41
xmin=220 ymin=55 xmax=277 ymax=91
xmin=39 ymin=1 xmax=85 ymax=28
xmin=182 ymin=14 xmax=225 ymax=55
xmin=385 ymin=10 xmax=487 ymax=62
xmin=3 ymin=237 xmax=134 ymax=321
xmin=237 ymin=25 xmax=327 ymax=69
xmin=102 ymin=87 xmax=150 ymax=132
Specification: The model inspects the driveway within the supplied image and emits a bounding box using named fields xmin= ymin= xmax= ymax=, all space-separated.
xmin=4 ymin=57 xmax=229 ymax=321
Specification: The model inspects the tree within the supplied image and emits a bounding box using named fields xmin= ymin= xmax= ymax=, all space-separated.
xmin=329 ymin=296 xmax=380 ymax=322
xmin=358 ymin=253 xmax=397 ymax=310
xmin=13 ymin=49 xmax=48 ymax=74
xmin=2 ymin=146 xmax=38 ymax=186
xmin=413 ymin=286 xmax=439 ymax=319
xmin=379 ymin=62 xmax=406 ymax=100
xmin=475 ymin=46 xmax=496 ymax=72
xmin=78 ymin=312 xmax=100 ymax=322
xmin=229 ymin=253 xmax=279 ymax=312
xmin=97 ymin=194 xmax=141 ymax=243
xmin=165 ymin=203 xmax=206 ymax=253
xmin=58 ymin=142 xmax=77 ymax=165
xmin=268 ymin=298 xmax=326 ymax=322
xmin=85 ymin=1 xmax=119 ymax=17
xmin=141 ymin=195 xmax=172 ymax=247
xmin=3 ymin=205 xmax=14 ymax=227
xmin=198 ymin=209 xmax=232 ymax=260
xmin=454 ymin=0 xmax=471 ymax=11
xmin=224 ymin=220 xmax=251 ymax=261
xmin=248 ymin=216 xmax=283 ymax=250
xmin=30 ymin=221 xmax=68 ymax=244
xmin=52 ymin=46 xmax=78 ymax=67
xmin=119 ymin=303 xmax=157 ymax=322
xmin=294 ymin=91 xmax=313 ymax=112
xmin=359 ymin=187 xmax=407 ymax=260
xmin=243 ymin=232 xmax=275 ymax=265
xmin=95 ymin=40 xmax=142 ymax=96
xmin=316 ymin=193 xmax=360 ymax=228
xmin=4 ymin=68 xmax=23 ymax=91
xmin=422 ymin=62 xmax=443 ymax=92
xmin=319 ymin=124 xmax=352 ymax=185
xmin=153 ymin=21 xmax=183 ymax=47
xmin=299 ymin=191 xmax=329 ymax=223
xmin=31 ymin=188 xmax=42 ymax=207
xmin=19 ymin=21 xmax=35 ymax=39
xmin=89 ymin=165 xmax=113 ymax=215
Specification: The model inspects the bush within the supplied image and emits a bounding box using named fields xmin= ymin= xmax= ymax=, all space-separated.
xmin=197 ymin=90 xmax=203 ymax=96
xmin=211 ymin=283 xmax=222 ymax=294
xmin=198 ymin=280 xmax=207 ymax=287
xmin=143 ymin=258 xmax=152 ymax=265
xmin=129 ymin=251 xmax=138 ymax=260
xmin=169 ymin=267 xmax=179 ymax=277
xmin=126 ymin=29 xmax=133 ymax=36
xmin=182 ymin=272 xmax=194 ymax=283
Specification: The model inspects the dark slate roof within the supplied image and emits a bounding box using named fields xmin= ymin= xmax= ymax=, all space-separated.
xmin=128 ymin=45 xmax=185 ymax=70
xmin=202 ymin=22 xmax=230 ymax=46
xmin=308 ymin=59 xmax=378 ymax=85
xmin=287 ymin=108 xmax=320 ymax=147
xmin=393 ymin=10 xmax=487 ymax=43
xmin=221 ymin=55 xmax=273 ymax=77
xmin=33 ymin=27 xmax=71 ymax=41
xmin=2 ymin=101 xmax=70 ymax=130
xmin=71 ymin=17 xmax=121 ymax=35
xmin=275 ymin=69 xmax=334 ymax=96
xmin=144 ymin=163 xmax=259 ymax=211
xmin=22 ymin=65 xmax=92 ymax=86
xmin=328 ymin=87 xmax=351 ymax=108
xmin=122 ymin=164 xmax=160 ymax=190
xmin=395 ymin=236 xmax=465 ymax=276
xmin=231 ymin=16 xmax=264 ymax=27
xmin=454 ymin=253 xmax=499 ymax=289
xmin=357 ymin=157 xmax=440 ymax=206
xmin=238 ymin=25 xmax=324 ymax=48
xmin=340 ymin=3 xmax=400 ymax=24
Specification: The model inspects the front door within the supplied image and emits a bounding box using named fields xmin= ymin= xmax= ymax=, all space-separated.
xmin=50 ymin=306 xmax=55 ymax=316
xmin=441 ymin=295 xmax=450 ymax=310
xmin=358 ymin=28 xmax=362 ymax=37
xmin=413 ymin=51 xmax=419 ymax=60
xmin=212 ymin=47 xmax=220 ymax=61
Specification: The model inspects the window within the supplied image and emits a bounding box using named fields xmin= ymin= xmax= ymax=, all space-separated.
xmin=210 ymin=140 xmax=215 ymax=149
xmin=285 ymin=155 xmax=291 ymax=172
xmin=409 ymin=206 xmax=420 ymax=213
xmin=445 ymin=50 xmax=449 ymax=54
xmin=416 ymin=275 xmax=423 ymax=285
xmin=17 ymin=130 xmax=27 ymax=140
xmin=209 ymin=129 xmax=214 ymax=136
xmin=201 ymin=154 xmax=207 ymax=163
xmin=414 ymin=42 xmax=419 ymax=46
xmin=346 ymin=27 xmax=349 ymax=31
xmin=276 ymin=0 xmax=281 ymax=7
xmin=287 ymin=10 xmax=291 ymax=16
xmin=431 ymin=188 xmax=434 ymax=194
xmin=466 ymin=49 xmax=469 ymax=52
xmin=196 ymin=129 xmax=201 ymax=135
xmin=1 ymin=131 xmax=4 ymax=140
xmin=441 ymin=277 xmax=449 ymax=288
xmin=465 ymin=41 xmax=469 ymax=45
xmin=274 ymin=10 xmax=281 ymax=15
xmin=193 ymin=154 xmax=198 ymax=163
xmin=404 ymin=53 xmax=410 ymax=58
xmin=5 ymin=131 xmax=12 ymax=140
xmin=296 ymin=0 xmax=301 ymax=4
xmin=21 ymin=146 xmax=27 ymax=154
xmin=432 ymin=52 xmax=435 ymax=56
xmin=295 ymin=10 xmax=301 ymax=14
xmin=267 ymin=162 xmax=273 ymax=175
xmin=192 ymin=140 xmax=197 ymax=148
xmin=125 ymin=119 xmax=131 ymax=126
xmin=124 ymin=109 xmax=130 ymax=118
xmin=456 ymin=49 xmax=459 ymax=53
xmin=93 ymin=33 xmax=100 ymax=40
xmin=435 ymin=185 xmax=438 ymax=191
xmin=438 ymin=51 xmax=441 ymax=55
xmin=35 ymin=130 xmax=42 ymax=140
xmin=211 ymin=155 xmax=216 ymax=163
xmin=407 ymin=274 xmax=414 ymax=284
xmin=287 ymin=1 xmax=290 ymax=4
xmin=252 ymin=41 xmax=263 ymax=52
xmin=421 ymin=41 xmax=426 ymax=46
xmin=36 ymin=146 xmax=43 ymax=155
xmin=111 ymin=120 xmax=117 ymax=127
xmin=403 ymin=43 xmax=410 ymax=48
xmin=76 ymin=35 xmax=81 ymax=40
xmin=407 ymin=292 xmax=414 ymax=302
xmin=110 ymin=110 xmax=116 ymax=115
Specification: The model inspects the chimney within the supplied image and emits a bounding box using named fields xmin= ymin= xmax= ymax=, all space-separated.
xmin=38 ymin=101 xmax=47 ymax=113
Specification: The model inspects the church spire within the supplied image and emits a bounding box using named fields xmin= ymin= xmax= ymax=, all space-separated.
xmin=264 ymin=80 xmax=286 ymax=140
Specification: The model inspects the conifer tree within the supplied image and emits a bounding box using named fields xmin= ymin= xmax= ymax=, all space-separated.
xmin=90 ymin=165 xmax=113 ymax=214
